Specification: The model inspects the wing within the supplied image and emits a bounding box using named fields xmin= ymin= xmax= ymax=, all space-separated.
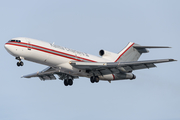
xmin=22 ymin=67 xmax=79 ymax=80
xmin=70 ymin=59 xmax=176 ymax=75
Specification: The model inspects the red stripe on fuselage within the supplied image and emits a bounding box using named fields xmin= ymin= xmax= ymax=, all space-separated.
xmin=112 ymin=74 xmax=115 ymax=80
xmin=5 ymin=42 xmax=96 ymax=62
xmin=114 ymin=43 xmax=135 ymax=62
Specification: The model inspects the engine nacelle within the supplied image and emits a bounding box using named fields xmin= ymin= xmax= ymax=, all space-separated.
xmin=99 ymin=73 xmax=136 ymax=80
xmin=99 ymin=50 xmax=118 ymax=61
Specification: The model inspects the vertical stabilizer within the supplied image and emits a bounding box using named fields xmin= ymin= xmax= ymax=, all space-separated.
xmin=115 ymin=42 xmax=144 ymax=62
xmin=115 ymin=42 xmax=170 ymax=62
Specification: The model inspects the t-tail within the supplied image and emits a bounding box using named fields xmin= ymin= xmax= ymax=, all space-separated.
xmin=99 ymin=42 xmax=171 ymax=62
xmin=115 ymin=42 xmax=171 ymax=62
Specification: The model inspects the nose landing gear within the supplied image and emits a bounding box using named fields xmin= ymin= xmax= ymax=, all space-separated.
xmin=17 ymin=61 xmax=24 ymax=67
xmin=16 ymin=57 xmax=24 ymax=67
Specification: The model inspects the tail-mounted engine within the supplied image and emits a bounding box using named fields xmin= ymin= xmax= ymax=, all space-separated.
xmin=99 ymin=50 xmax=119 ymax=61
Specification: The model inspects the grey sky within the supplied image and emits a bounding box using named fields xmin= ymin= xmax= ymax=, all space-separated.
xmin=1 ymin=0 xmax=180 ymax=120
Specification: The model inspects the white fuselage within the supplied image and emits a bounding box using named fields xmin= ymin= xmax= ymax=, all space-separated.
xmin=5 ymin=37 xmax=112 ymax=78
xmin=5 ymin=37 xmax=175 ymax=84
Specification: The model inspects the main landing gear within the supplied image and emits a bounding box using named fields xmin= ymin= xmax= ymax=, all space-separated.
xmin=16 ymin=57 xmax=24 ymax=67
xmin=64 ymin=79 xmax=73 ymax=86
xmin=90 ymin=76 xmax=99 ymax=83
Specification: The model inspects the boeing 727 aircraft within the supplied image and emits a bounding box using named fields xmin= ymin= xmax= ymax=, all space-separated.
xmin=4 ymin=37 xmax=176 ymax=86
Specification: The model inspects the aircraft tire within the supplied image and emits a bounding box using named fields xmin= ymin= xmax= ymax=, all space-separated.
xmin=68 ymin=79 xmax=73 ymax=86
xmin=17 ymin=62 xmax=20 ymax=67
xmin=20 ymin=61 xmax=24 ymax=66
xmin=64 ymin=79 xmax=68 ymax=86
xmin=95 ymin=76 xmax=99 ymax=83
xmin=90 ymin=77 xmax=94 ymax=83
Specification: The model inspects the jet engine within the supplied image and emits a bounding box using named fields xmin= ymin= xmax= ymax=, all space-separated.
xmin=99 ymin=50 xmax=118 ymax=61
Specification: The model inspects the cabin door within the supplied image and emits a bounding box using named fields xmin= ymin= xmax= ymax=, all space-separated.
xmin=27 ymin=40 xmax=31 ymax=50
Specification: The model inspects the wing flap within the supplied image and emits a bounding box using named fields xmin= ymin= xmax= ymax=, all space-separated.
xmin=38 ymin=74 xmax=56 ymax=80
xmin=116 ymin=63 xmax=156 ymax=72
xmin=126 ymin=63 xmax=156 ymax=70
xmin=146 ymin=63 xmax=156 ymax=68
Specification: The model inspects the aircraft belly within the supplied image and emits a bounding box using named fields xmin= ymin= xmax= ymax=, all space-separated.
xmin=23 ymin=49 xmax=50 ymax=64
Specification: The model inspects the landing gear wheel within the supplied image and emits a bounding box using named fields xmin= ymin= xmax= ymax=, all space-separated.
xmin=90 ymin=76 xmax=99 ymax=83
xmin=90 ymin=77 xmax=95 ymax=83
xmin=17 ymin=61 xmax=24 ymax=67
xmin=95 ymin=76 xmax=99 ymax=83
xmin=64 ymin=79 xmax=68 ymax=86
xmin=16 ymin=57 xmax=24 ymax=67
xmin=17 ymin=62 xmax=20 ymax=67
xmin=20 ymin=61 xmax=24 ymax=66
xmin=64 ymin=79 xmax=73 ymax=86
xmin=68 ymin=79 xmax=73 ymax=86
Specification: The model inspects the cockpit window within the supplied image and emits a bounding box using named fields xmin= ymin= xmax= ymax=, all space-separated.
xmin=9 ymin=40 xmax=21 ymax=42
xmin=9 ymin=40 xmax=15 ymax=42
xmin=16 ymin=40 xmax=21 ymax=42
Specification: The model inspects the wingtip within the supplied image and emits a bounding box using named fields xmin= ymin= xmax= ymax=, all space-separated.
xmin=169 ymin=59 xmax=177 ymax=61
xmin=21 ymin=75 xmax=28 ymax=78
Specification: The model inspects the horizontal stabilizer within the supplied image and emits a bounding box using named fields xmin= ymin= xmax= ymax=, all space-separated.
xmin=133 ymin=46 xmax=171 ymax=48
xmin=115 ymin=42 xmax=171 ymax=63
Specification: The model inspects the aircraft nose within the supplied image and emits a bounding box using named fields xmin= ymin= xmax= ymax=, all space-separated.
xmin=4 ymin=42 xmax=17 ymax=56
xmin=4 ymin=43 xmax=8 ymax=49
xmin=4 ymin=43 xmax=9 ymax=50
xmin=4 ymin=43 xmax=12 ymax=54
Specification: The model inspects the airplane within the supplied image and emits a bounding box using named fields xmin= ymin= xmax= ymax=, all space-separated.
xmin=4 ymin=37 xmax=176 ymax=86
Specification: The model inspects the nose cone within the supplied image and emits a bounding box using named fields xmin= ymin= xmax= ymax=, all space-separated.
xmin=4 ymin=43 xmax=9 ymax=50
xmin=4 ymin=43 xmax=14 ymax=55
